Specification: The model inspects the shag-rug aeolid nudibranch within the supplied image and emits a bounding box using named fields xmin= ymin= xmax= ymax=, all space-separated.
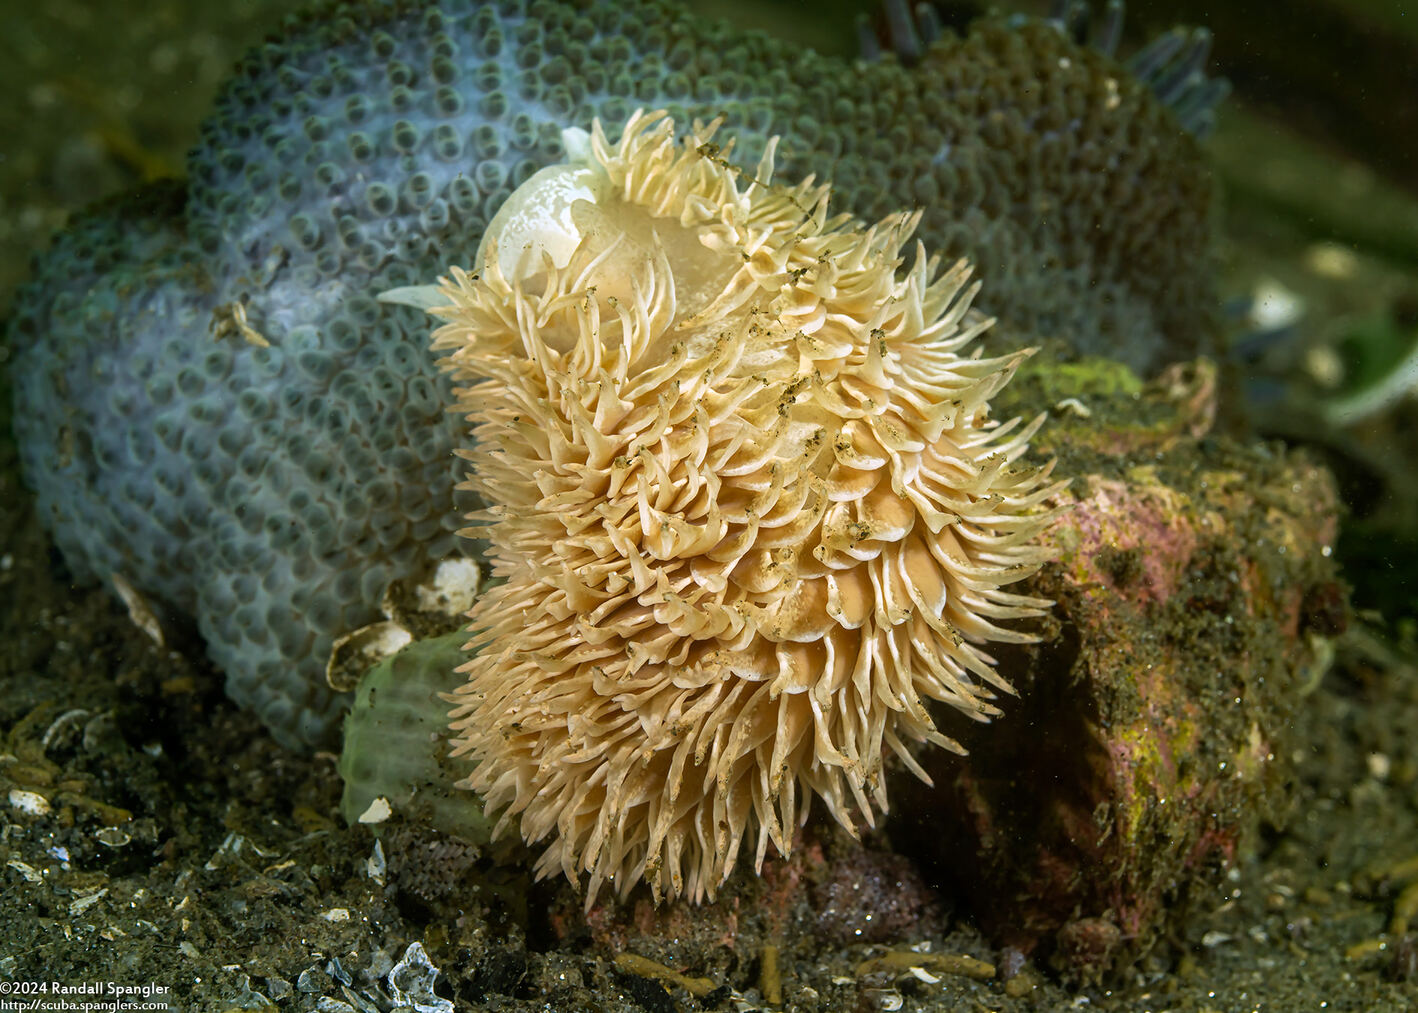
xmin=414 ymin=111 xmax=1067 ymax=904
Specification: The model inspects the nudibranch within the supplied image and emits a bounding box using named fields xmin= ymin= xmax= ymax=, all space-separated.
xmin=410 ymin=111 xmax=1066 ymax=904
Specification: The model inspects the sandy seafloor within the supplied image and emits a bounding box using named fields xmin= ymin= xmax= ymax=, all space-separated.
xmin=2 ymin=1 xmax=1417 ymax=1010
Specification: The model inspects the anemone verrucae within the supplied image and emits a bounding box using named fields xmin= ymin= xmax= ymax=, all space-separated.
xmin=429 ymin=110 xmax=1066 ymax=905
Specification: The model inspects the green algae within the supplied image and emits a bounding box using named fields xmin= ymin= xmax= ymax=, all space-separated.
xmin=1011 ymin=354 xmax=1145 ymax=405
xmin=338 ymin=632 xmax=494 ymax=846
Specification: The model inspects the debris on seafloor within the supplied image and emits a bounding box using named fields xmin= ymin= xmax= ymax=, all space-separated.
xmin=1344 ymin=854 xmax=1418 ymax=974
xmin=759 ymin=943 xmax=782 ymax=1006
xmin=855 ymin=950 xmax=996 ymax=981
xmin=613 ymin=952 xmax=719 ymax=998
xmin=387 ymin=941 xmax=454 ymax=1013
xmin=1 ymin=703 xmax=134 ymax=828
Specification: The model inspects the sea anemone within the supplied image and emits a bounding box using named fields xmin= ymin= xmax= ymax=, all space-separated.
xmin=428 ymin=110 xmax=1064 ymax=905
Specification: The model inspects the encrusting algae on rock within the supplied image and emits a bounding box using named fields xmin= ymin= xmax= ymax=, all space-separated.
xmin=412 ymin=111 xmax=1067 ymax=905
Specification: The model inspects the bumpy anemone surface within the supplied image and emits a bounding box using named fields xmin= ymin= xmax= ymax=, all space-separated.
xmin=433 ymin=112 xmax=1063 ymax=904
xmin=7 ymin=0 xmax=1214 ymax=748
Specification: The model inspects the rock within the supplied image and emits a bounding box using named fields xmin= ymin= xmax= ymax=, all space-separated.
xmin=894 ymin=356 xmax=1342 ymax=979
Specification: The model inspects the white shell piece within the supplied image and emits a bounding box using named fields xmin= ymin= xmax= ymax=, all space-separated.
xmin=8 ymin=789 xmax=51 ymax=816
xmin=6 ymin=859 xmax=42 ymax=883
xmin=326 ymin=620 xmax=413 ymax=692
xmin=366 ymin=840 xmax=387 ymax=883
xmin=70 ymin=889 xmax=107 ymax=915
xmin=357 ymin=796 xmax=393 ymax=824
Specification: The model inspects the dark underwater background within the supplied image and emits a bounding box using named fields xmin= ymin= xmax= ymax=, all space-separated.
xmin=1 ymin=1 xmax=1415 ymax=1010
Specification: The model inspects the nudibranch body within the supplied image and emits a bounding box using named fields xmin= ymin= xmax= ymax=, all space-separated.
xmin=424 ymin=111 xmax=1064 ymax=904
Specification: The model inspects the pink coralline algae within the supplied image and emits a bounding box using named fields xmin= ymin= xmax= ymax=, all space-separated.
xmin=896 ymin=356 xmax=1342 ymax=980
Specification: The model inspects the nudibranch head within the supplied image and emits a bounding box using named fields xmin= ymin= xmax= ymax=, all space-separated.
xmin=427 ymin=110 xmax=1064 ymax=905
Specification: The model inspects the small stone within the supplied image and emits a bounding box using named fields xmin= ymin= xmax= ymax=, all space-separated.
xmin=298 ymin=966 xmax=333 ymax=994
xmin=327 ymin=958 xmax=352 ymax=987
xmin=69 ymin=888 xmax=107 ymax=915
xmin=8 ymin=788 xmax=51 ymax=815
xmin=1367 ymin=752 xmax=1392 ymax=780
xmin=366 ymin=840 xmax=387 ymax=883
xmin=858 ymin=987 xmax=903 ymax=1012
xmin=1055 ymin=918 xmax=1122 ymax=981
xmin=225 ymin=974 xmax=275 ymax=1010
xmin=5 ymin=860 xmax=41 ymax=883
xmin=365 ymin=947 xmax=396 ymax=982
xmin=1004 ymin=971 xmax=1039 ymax=998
